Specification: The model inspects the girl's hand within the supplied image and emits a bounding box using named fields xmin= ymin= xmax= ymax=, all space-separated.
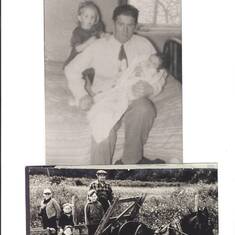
xmin=87 ymin=36 xmax=96 ymax=45
xmin=100 ymin=32 xmax=111 ymax=40
xmin=40 ymin=201 xmax=46 ymax=209
xmin=79 ymin=95 xmax=94 ymax=111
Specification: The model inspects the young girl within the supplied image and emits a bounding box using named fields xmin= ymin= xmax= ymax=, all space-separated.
xmin=59 ymin=203 xmax=74 ymax=235
xmin=84 ymin=189 xmax=104 ymax=235
xmin=64 ymin=1 xmax=106 ymax=106
xmin=38 ymin=188 xmax=61 ymax=234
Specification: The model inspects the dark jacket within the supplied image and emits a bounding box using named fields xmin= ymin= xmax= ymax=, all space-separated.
xmin=59 ymin=213 xmax=74 ymax=229
xmin=84 ymin=201 xmax=104 ymax=226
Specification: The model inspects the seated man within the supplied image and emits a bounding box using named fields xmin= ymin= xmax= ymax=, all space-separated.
xmin=64 ymin=4 xmax=165 ymax=164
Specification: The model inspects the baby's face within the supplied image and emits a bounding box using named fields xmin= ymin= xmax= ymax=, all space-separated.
xmin=64 ymin=227 xmax=73 ymax=235
xmin=134 ymin=56 xmax=160 ymax=78
xmin=149 ymin=55 xmax=161 ymax=68
xmin=79 ymin=7 xmax=97 ymax=30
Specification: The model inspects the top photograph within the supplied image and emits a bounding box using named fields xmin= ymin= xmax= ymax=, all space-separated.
xmin=45 ymin=0 xmax=182 ymax=165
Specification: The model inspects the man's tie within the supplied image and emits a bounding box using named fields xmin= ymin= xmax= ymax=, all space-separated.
xmin=118 ymin=44 xmax=128 ymax=71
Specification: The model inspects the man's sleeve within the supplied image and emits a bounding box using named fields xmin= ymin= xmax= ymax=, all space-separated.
xmin=108 ymin=184 xmax=114 ymax=202
xmin=89 ymin=182 xmax=95 ymax=190
xmin=64 ymin=43 xmax=96 ymax=102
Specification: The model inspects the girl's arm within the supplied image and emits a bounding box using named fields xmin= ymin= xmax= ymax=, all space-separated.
xmin=75 ymin=36 xmax=96 ymax=53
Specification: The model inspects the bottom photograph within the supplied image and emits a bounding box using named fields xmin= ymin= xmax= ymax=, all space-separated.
xmin=26 ymin=164 xmax=218 ymax=235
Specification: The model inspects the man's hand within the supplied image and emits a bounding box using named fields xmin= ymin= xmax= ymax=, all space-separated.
xmin=79 ymin=95 xmax=94 ymax=111
xmin=132 ymin=80 xmax=154 ymax=99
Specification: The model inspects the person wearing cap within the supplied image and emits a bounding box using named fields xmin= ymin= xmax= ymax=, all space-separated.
xmin=58 ymin=203 xmax=74 ymax=234
xmin=84 ymin=189 xmax=104 ymax=235
xmin=65 ymin=4 xmax=162 ymax=165
xmin=88 ymin=170 xmax=113 ymax=212
xmin=39 ymin=188 xmax=61 ymax=234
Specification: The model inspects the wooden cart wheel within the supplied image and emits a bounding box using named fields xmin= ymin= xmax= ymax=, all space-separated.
xmin=118 ymin=221 xmax=141 ymax=235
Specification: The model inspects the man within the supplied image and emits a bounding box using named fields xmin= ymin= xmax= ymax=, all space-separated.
xmin=65 ymin=4 xmax=163 ymax=164
xmin=89 ymin=170 xmax=113 ymax=212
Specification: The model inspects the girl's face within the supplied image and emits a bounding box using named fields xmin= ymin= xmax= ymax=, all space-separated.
xmin=43 ymin=192 xmax=52 ymax=200
xmin=63 ymin=206 xmax=72 ymax=214
xmin=89 ymin=193 xmax=98 ymax=203
xmin=78 ymin=7 xmax=97 ymax=30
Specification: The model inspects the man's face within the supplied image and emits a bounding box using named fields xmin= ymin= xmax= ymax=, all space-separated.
xmin=113 ymin=14 xmax=136 ymax=44
xmin=97 ymin=174 xmax=106 ymax=182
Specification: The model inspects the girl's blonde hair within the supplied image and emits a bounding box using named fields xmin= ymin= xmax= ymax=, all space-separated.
xmin=77 ymin=1 xmax=101 ymax=25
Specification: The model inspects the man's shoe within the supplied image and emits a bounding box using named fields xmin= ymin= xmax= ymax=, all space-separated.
xmin=137 ymin=157 xmax=165 ymax=164
xmin=114 ymin=159 xmax=124 ymax=165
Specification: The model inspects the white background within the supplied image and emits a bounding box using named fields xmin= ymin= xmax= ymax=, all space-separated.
xmin=2 ymin=0 xmax=235 ymax=234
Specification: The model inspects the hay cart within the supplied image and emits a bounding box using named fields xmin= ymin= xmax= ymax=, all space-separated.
xmin=73 ymin=194 xmax=152 ymax=235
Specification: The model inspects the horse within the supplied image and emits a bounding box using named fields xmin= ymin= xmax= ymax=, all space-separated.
xmin=156 ymin=207 xmax=214 ymax=235
xmin=112 ymin=207 xmax=214 ymax=235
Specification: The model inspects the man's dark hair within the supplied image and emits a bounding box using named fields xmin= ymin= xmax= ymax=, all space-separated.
xmin=112 ymin=4 xmax=139 ymax=23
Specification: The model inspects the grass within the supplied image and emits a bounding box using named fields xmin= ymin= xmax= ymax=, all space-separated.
xmin=28 ymin=175 xmax=218 ymax=232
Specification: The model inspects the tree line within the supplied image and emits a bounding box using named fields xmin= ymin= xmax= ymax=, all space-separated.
xmin=26 ymin=167 xmax=217 ymax=184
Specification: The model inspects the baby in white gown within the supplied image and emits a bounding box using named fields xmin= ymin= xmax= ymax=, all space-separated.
xmin=87 ymin=54 xmax=167 ymax=143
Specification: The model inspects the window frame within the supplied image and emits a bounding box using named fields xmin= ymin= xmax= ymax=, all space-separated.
xmin=120 ymin=0 xmax=181 ymax=33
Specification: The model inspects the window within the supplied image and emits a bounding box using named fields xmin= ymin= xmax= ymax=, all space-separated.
xmin=128 ymin=0 xmax=181 ymax=27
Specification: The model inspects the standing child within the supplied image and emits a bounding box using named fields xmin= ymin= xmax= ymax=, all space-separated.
xmin=59 ymin=203 xmax=74 ymax=234
xmin=64 ymin=1 xmax=106 ymax=106
xmin=38 ymin=188 xmax=61 ymax=234
xmin=84 ymin=189 xmax=104 ymax=235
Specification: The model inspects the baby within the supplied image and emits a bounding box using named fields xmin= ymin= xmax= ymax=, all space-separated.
xmin=64 ymin=1 xmax=107 ymax=106
xmin=87 ymin=54 xmax=168 ymax=143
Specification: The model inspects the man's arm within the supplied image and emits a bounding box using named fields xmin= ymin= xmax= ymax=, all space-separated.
xmin=107 ymin=184 xmax=114 ymax=203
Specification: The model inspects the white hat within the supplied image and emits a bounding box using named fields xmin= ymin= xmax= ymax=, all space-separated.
xmin=43 ymin=188 xmax=52 ymax=194
xmin=96 ymin=170 xmax=107 ymax=175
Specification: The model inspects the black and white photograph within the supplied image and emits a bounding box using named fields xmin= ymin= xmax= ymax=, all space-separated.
xmin=45 ymin=0 xmax=182 ymax=165
xmin=26 ymin=164 xmax=218 ymax=235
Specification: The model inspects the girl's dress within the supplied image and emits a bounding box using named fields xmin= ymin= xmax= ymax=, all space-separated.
xmin=64 ymin=22 xmax=104 ymax=83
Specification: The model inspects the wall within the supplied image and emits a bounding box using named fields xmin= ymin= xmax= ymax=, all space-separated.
xmin=140 ymin=30 xmax=181 ymax=52
xmin=44 ymin=0 xmax=181 ymax=61
xmin=44 ymin=0 xmax=119 ymax=61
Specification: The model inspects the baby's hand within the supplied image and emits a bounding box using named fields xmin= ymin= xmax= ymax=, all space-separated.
xmin=79 ymin=95 xmax=94 ymax=111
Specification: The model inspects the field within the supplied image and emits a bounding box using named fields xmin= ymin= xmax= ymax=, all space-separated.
xmin=29 ymin=175 xmax=218 ymax=233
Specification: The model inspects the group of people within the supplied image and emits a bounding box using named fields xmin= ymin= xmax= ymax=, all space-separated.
xmin=64 ymin=2 xmax=167 ymax=165
xmin=39 ymin=170 xmax=113 ymax=235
